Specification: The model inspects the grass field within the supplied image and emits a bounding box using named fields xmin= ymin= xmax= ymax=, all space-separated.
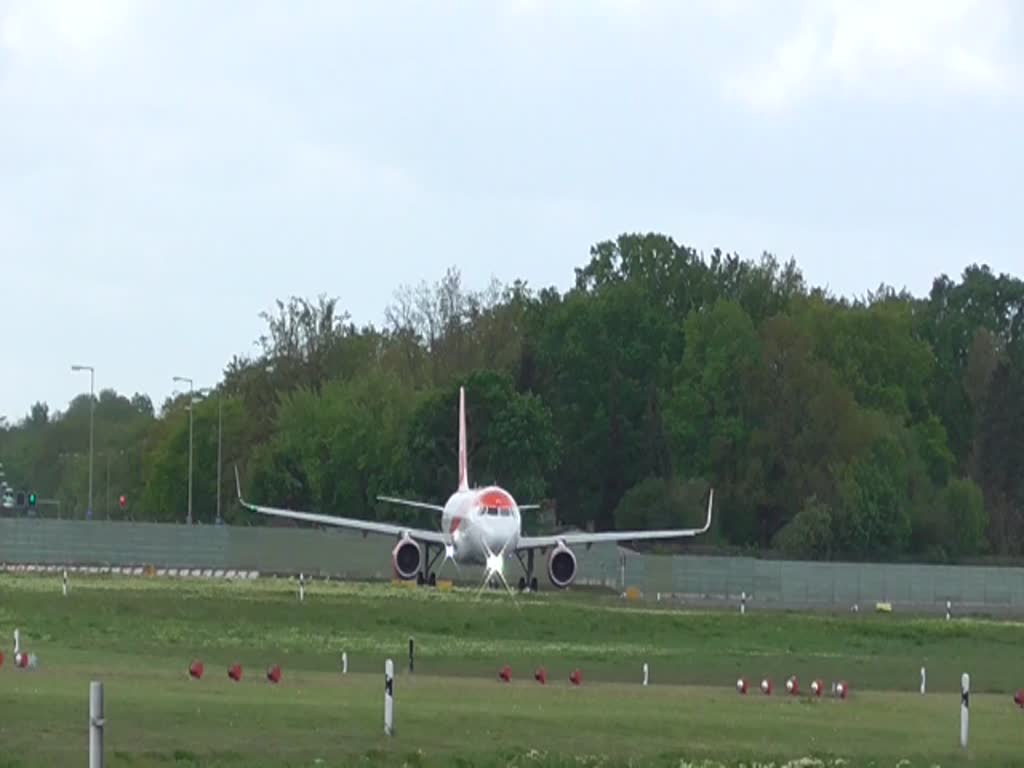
xmin=1 ymin=572 xmax=1023 ymax=767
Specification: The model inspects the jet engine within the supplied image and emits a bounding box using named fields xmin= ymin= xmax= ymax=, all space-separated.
xmin=391 ymin=535 xmax=422 ymax=581
xmin=546 ymin=542 xmax=577 ymax=588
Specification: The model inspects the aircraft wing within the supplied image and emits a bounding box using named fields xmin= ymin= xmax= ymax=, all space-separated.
xmin=376 ymin=496 xmax=445 ymax=512
xmin=517 ymin=489 xmax=713 ymax=550
xmin=235 ymin=467 xmax=447 ymax=545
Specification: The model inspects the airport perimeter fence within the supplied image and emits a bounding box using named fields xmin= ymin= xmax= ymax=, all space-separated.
xmin=3 ymin=518 xmax=1024 ymax=613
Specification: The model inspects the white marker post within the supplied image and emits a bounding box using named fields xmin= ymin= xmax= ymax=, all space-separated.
xmin=89 ymin=681 xmax=104 ymax=768
xmin=14 ymin=628 xmax=19 ymax=656
xmin=63 ymin=568 xmax=68 ymax=597
xmin=920 ymin=666 xmax=926 ymax=695
xmin=298 ymin=573 xmax=305 ymax=602
xmin=342 ymin=651 xmax=348 ymax=675
xmin=960 ymin=673 xmax=969 ymax=749
xmin=642 ymin=662 xmax=649 ymax=686
xmin=384 ymin=659 xmax=395 ymax=737
xmin=740 ymin=591 xmax=746 ymax=615
xmin=946 ymin=600 xmax=952 ymax=621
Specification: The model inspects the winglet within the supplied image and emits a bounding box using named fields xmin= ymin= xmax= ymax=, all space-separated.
xmin=457 ymin=385 xmax=468 ymax=491
xmin=700 ymin=488 xmax=714 ymax=533
xmin=234 ymin=464 xmax=246 ymax=506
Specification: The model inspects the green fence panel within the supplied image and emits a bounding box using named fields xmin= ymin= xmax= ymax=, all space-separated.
xmin=5 ymin=519 xmax=1024 ymax=610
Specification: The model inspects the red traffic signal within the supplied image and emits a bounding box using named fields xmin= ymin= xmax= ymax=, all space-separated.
xmin=118 ymin=494 xmax=127 ymax=509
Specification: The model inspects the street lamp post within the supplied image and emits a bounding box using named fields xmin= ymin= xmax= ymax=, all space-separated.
xmin=173 ymin=376 xmax=194 ymax=525
xmin=71 ymin=365 xmax=95 ymax=519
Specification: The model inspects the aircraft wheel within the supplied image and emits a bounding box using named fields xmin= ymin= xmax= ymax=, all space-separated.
xmin=428 ymin=572 xmax=437 ymax=587
xmin=530 ymin=577 xmax=539 ymax=592
xmin=416 ymin=572 xmax=425 ymax=586
xmin=517 ymin=576 xmax=526 ymax=592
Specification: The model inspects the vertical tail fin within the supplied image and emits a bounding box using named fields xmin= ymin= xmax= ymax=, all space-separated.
xmin=458 ymin=385 xmax=469 ymax=491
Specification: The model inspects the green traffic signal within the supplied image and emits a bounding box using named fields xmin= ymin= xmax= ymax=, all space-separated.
xmin=28 ymin=492 xmax=36 ymax=506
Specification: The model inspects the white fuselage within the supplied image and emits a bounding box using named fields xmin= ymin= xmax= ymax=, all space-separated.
xmin=441 ymin=486 xmax=521 ymax=565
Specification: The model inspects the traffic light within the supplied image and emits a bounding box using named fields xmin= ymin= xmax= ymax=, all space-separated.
xmin=15 ymin=491 xmax=24 ymax=507
xmin=119 ymin=494 xmax=127 ymax=510
xmin=28 ymin=493 xmax=36 ymax=507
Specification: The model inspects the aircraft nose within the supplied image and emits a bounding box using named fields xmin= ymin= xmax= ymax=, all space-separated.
xmin=485 ymin=523 xmax=514 ymax=552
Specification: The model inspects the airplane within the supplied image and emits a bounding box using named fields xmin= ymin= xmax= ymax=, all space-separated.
xmin=235 ymin=385 xmax=714 ymax=593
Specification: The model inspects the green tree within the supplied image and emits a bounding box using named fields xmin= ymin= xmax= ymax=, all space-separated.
xmin=831 ymin=432 xmax=913 ymax=558
xmin=975 ymin=361 xmax=1024 ymax=553
xmin=919 ymin=265 xmax=1024 ymax=470
xmin=742 ymin=314 xmax=872 ymax=545
xmin=666 ymin=299 xmax=760 ymax=542
xmin=526 ymin=280 xmax=673 ymax=530
xmin=242 ymin=371 xmax=420 ymax=526
xmin=771 ymin=496 xmax=834 ymax=560
xmin=800 ymin=295 xmax=934 ymax=422
xmin=937 ymin=477 xmax=988 ymax=560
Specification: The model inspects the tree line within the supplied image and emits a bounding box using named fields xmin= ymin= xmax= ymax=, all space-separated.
xmin=2 ymin=233 xmax=1022 ymax=563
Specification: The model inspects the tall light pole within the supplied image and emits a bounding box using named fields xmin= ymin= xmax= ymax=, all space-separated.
xmin=71 ymin=364 xmax=95 ymax=519
xmin=173 ymin=376 xmax=194 ymax=525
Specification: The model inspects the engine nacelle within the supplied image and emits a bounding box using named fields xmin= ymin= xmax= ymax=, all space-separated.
xmin=391 ymin=535 xmax=422 ymax=580
xmin=546 ymin=542 xmax=577 ymax=588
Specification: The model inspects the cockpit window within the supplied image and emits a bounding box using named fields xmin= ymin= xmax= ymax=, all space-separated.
xmin=480 ymin=504 xmax=513 ymax=516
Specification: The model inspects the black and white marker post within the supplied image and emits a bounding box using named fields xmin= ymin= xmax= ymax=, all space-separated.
xmin=408 ymin=637 xmax=414 ymax=674
xmin=642 ymin=662 xmax=649 ymax=686
xmin=298 ymin=573 xmax=305 ymax=602
xmin=89 ymin=681 xmax=104 ymax=768
xmin=384 ymin=659 xmax=395 ymax=737
xmin=960 ymin=673 xmax=969 ymax=749
xmin=63 ymin=568 xmax=68 ymax=597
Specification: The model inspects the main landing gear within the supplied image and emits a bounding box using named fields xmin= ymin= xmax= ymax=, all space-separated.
xmin=515 ymin=549 xmax=539 ymax=593
xmin=416 ymin=544 xmax=442 ymax=587
xmin=516 ymin=576 xmax=539 ymax=592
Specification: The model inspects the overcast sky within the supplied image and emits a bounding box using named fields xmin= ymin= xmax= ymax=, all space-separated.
xmin=1 ymin=0 xmax=1021 ymax=420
